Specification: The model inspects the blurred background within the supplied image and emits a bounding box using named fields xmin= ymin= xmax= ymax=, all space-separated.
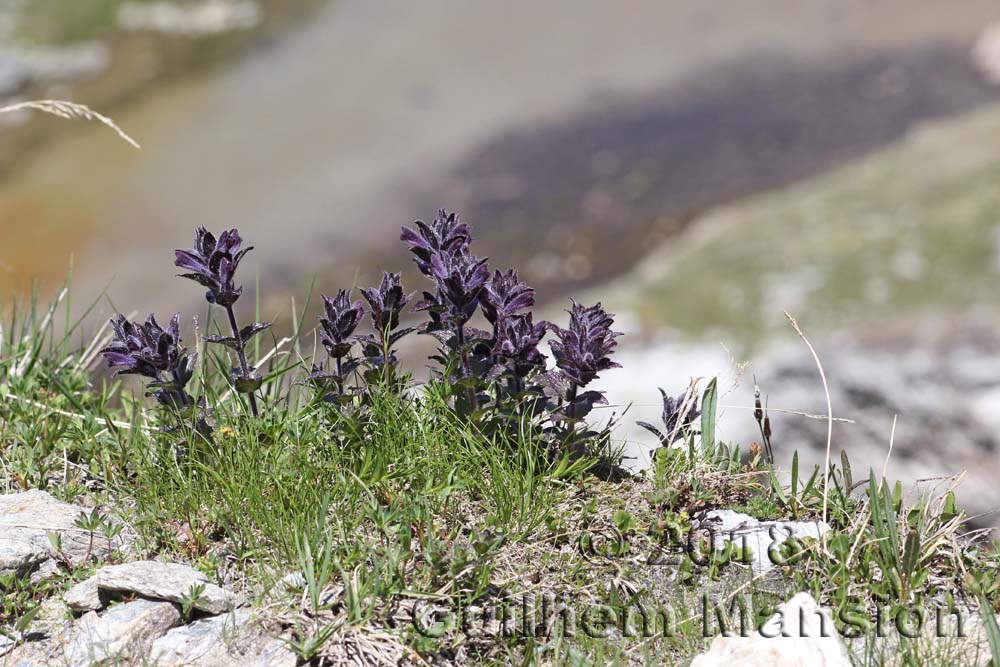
xmin=3 ymin=0 xmax=1000 ymax=527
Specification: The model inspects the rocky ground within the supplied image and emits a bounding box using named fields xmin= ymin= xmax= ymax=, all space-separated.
xmin=0 ymin=490 xmax=290 ymax=666
xmin=2 ymin=477 xmax=998 ymax=666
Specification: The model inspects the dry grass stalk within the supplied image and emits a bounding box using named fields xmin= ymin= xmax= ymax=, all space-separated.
xmin=882 ymin=413 xmax=898 ymax=480
xmin=0 ymin=99 xmax=141 ymax=149
xmin=783 ymin=311 xmax=834 ymax=532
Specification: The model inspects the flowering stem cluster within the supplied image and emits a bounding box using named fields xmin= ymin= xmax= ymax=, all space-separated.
xmin=101 ymin=210 xmax=690 ymax=460
xmin=174 ymin=227 xmax=271 ymax=417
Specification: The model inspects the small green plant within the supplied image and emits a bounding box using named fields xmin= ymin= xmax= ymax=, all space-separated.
xmin=767 ymin=451 xmax=823 ymax=520
xmin=284 ymin=621 xmax=337 ymax=663
xmin=99 ymin=516 xmax=124 ymax=562
xmin=294 ymin=526 xmax=336 ymax=616
xmin=74 ymin=507 xmax=106 ymax=563
xmin=179 ymin=582 xmax=207 ymax=621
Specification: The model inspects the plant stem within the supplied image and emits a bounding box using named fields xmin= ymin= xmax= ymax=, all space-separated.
xmin=335 ymin=356 xmax=344 ymax=396
xmin=456 ymin=323 xmax=478 ymax=412
xmin=566 ymin=385 xmax=578 ymax=420
xmin=380 ymin=326 xmax=391 ymax=387
xmin=225 ymin=304 xmax=259 ymax=417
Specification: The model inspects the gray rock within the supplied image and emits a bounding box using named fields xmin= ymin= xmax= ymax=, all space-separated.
xmin=64 ymin=575 xmax=103 ymax=612
xmin=279 ymin=571 xmax=306 ymax=592
xmin=150 ymin=609 xmax=295 ymax=667
xmin=63 ymin=599 xmax=180 ymax=667
xmin=0 ymin=540 xmax=48 ymax=578
xmin=0 ymin=491 xmax=131 ymax=571
xmin=700 ymin=510 xmax=828 ymax=573
xmin=95 ymin=561 xmax=235 ymax=614
xmin=690 ymin=592 xmax=852 ymax=667
xmin=1 ymin=640 xmax=53 ymax=667
xmin=0 ymin=633 xmax=17 ymax=658
xmin=0 ymin=606 xmax=75 ymax=665
xmin=28 ymin=558 xmax=60 ymax=584
xmin=251 ymin=639 xmax=297 ymax=667
xmin=28 ymin=596 xmax=75 ymax=639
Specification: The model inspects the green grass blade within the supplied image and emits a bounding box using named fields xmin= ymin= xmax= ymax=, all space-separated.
xmin=699 ymin=377 xmax=717 ymax=455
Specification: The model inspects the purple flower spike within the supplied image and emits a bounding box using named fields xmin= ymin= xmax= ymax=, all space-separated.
xmin=492 ymin=313 xmax=547 ymax=378
xmin=429 ymin=247 xmax=490 ymax=324
xmin=360 ymin=272 xmax=411 ymax=333
xmin=102 ymin=313 xmax=197 ymax=410
xmin=102 ymin=313 xmax=184 ymax=380
xmin=400 ymin=209 xmax=472 ymax=277
xmin=319 ymin=289 xmax=364 ymax=359
xmin=481 ymin=269 xmax=535 ymax=325
xmin=174 ymin=227 xmax=253 ymax=306
xmin=548 ymin=301 xmax=622 ymax=388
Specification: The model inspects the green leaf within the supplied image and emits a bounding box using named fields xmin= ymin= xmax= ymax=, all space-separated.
xmin=699 ymin=377 xmax=717 ymax=456
xmin=612 ymin=510 xmax=636 ymax=534
xmin=981 ymin=595 xmax=1000 ymax=667
xmin=902 ymin=527 xmax=921 ymax=577
xmin=15 ymin=605 xmax=42 ymax=633
xmin=801 ymin=464 xmax=820 ymax=497
xmin=791 ymin=451 xmax=799 ymax=498
xmin=941 ymin=492 xmax=958 ymax=523
xmin=892 ymin=480 xmax=903 ymax=512
xmin=769 ymin=468 xmax=788 ymax=504
xmin=841 ymin=450 xmax=853 ymax=492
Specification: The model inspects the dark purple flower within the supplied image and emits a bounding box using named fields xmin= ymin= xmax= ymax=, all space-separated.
xmin=360 ymin=272 xmax=411 ymax=333
xmin=481 ymin=269 xmax=534 ymax=325
xmin=428 ymin=247 xmax=490 ymax=324
xmin=319 ymin=289 xmax=364 ymax=359
xmin=492 ymin=313 xmax=547 ymax=378
xmin=102 ymin=313 xmax=185 ymax=380
xmin=548 ymin=301 xmax=622 ymax=387
xmin=102 ymin=313 xmax=197 ymax=409
xmin=637 ymin=387 xmax=700 ymax=445
xmin=174 ymin=227 xmax=253 ymax=306
xmin=400 ymin=209 xmax=472 ymax=277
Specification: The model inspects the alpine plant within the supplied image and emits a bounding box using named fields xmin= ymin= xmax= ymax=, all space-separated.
xmin=358 ymin=272 xmax=414 ymax=384
xmin=399 ymin=209 xmax=471 ymax=277
xmin=99 ymin=206 xmax=653 ymax=463
xmin=547 ymin=300 xmax=622 ymax=421
xmin=101 ymin=313 xmax=198 ymax=416
xmin=637 ymin=387 xmax=701 ymax=447
xmin=481 ymin=269 xmax=535 ymax=326
xmin=402 ymin=210 xmax=491 ymax=397
xmin=310 ymin=289 xmax=365 ymax=399
xmin=482 ymin=269 xmax=543 ymax=394
xmin=490 ymin=312 xmax=547 ymax=394
xmin=175 ymin=227 xmax=270 ymax=416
